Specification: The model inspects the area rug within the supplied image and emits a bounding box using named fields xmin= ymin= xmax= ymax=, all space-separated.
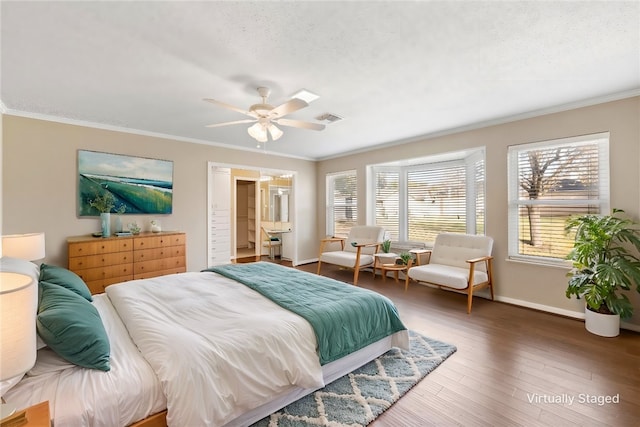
xmin=250 ymin=331 xmax=456 ymax=427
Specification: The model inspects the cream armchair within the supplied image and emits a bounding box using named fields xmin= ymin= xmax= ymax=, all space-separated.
xmin=317 ymin=226 xmax=385 ymax=285
xmin=405 ymin=233 xmax=494 ymax=313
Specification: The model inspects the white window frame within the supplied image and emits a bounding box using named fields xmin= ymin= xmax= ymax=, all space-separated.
xmin=507 ymin=132 xmax=610 ymax=265
xmin=368 ymin=148 xmax=485 ymax=246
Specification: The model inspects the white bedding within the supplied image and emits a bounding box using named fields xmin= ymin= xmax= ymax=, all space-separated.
xmin=105 ymin=271 xmax=324 ymax=427
xmin=4 ymin=294 xmax=166 ymax=427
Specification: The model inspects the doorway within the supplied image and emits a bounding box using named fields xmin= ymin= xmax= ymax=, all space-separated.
xmin=235 ymin=179 xmax=258 ymax=259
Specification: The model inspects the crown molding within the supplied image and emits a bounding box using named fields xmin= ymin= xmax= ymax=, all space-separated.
xmin=1 ymin=108 xmax=316 ymax=161
xmin=317 ymin=89 xmax=640 ymax=161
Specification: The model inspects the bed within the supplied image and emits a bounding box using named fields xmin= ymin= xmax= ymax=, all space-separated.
xmin=1 ymin=258 xmax=408 ymax=427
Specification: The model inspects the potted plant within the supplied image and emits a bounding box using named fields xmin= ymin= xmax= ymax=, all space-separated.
xmin=397 ymin=251 xmax=413 ymax=266
xmin=89 ymin=192 xmax=116 ymax=237
xmin=376 ymin=239 xmax=397 ymax=265
xmin=565 ymin=208 xmax=640 ymax=337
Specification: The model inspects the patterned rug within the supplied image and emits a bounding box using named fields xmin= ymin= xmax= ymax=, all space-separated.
xmin=251 ymin=331 xmax=456 ymax=427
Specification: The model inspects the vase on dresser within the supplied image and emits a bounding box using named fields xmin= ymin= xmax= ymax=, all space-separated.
xmin=100 ymin=212 xmax=111 ymax=237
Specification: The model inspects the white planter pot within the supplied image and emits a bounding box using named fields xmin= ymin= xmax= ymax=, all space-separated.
xmin=584 ymin=306 xmax=620 ymax=337
xmin=376 ymin=253 xmax=398 ymax=265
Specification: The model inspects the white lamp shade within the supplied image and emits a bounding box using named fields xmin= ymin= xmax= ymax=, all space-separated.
xmin=268 ymin=124 xmax=283 ymax=141
xmin=1 ymin=233 xmax=45 ymax=261
xmin=247 ymin=123 xmax=268 ymax=143
xmin=0 ymin=272 xmax=37 ymax=382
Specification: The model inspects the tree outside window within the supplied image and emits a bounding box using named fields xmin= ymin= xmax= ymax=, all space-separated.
xmin=508 ymin=133 xmax=610 ymax=262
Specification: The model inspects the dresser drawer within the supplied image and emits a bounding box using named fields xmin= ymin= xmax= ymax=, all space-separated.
xmin=74 ymin=264 xmax=134 ymax=283
xmin=134 ymin=246 xmax=186 ymax=263
xmin=69 ymin=240 xmax=129 ymax=257
xmin=69 ymin=251 xmax=133 ymax=271
xmin=134 ymin=256 xmax=185 ymax=275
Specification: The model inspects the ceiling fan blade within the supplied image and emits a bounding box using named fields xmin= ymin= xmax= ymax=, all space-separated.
xmin=205 ymin=119 xmax=256 ymax=128
xmin=275 ymin=118 xmax=325 ymax=131
xmin=269 ymin=98 xmax=308 ymax=118
xmin=203 ymin=98 xmax=253 ymax=116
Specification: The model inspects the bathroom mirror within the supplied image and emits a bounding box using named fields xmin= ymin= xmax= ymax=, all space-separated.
xmin=260 ymin=174 xmax=292 ymax=222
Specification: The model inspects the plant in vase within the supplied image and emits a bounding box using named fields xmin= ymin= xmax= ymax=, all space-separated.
xmin=377 ymin=239 xmax=397 ymax=265
xmin=89 ymin=192 xmax=116 ymax=237
xmin=398 ymin=251 xmax=413 ymax=266
xmin=565 ymin=208 xmax=640 ymax=337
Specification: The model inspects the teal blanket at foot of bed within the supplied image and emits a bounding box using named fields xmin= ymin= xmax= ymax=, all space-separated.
xmin=206 ymin=262 xmax=407 ymax=365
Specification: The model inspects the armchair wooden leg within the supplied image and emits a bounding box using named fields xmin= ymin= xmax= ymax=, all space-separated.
xmin=467 ymin=286 xmax=474 ymax=314
xmin=353 ymin=268 xmax=360 ymax=285
xmin=316 ymin=261 xmax=322 ymax=275
xmin=404 ymin=275 xmax=410 ymax=291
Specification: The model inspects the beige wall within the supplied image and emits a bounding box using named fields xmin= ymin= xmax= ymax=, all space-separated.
xmin=1 ymin=115 xmax=317 ymax=270
xmin=3 ymin=97 xmax=640 ymax=328
xmin=316 ymin=96 xmax=640 ymax=328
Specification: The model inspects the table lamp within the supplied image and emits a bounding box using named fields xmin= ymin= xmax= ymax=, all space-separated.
xmin=0 ymin=232 xmax=44 ymax=420
xmin=1 ymin=232 xmax=46 ymax=261
xmin=0 ymin=272 xmax=37 ymax=419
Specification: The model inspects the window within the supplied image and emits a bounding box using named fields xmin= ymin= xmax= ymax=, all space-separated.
xmin=326 ymin=171 xmax=357 ymax=237
xmin=370 ymin=149 xmax=485 ymax=244
xmin=507 ymin=132 xmax=610 ymax=263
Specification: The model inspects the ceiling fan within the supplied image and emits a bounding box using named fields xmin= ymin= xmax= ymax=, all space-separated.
xmin=204 ymin=87 xmax=325 ymax=144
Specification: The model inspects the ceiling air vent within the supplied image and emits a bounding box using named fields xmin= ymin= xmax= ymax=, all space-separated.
xmin=315 ymin=113 xmax=343 ymax=123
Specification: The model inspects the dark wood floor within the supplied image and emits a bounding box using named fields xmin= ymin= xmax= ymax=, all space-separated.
xmin=237 ymin=257 xmax=640 ymax=426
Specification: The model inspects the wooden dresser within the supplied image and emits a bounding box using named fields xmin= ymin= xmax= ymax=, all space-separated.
xmin=67 ymin=231 xmax=186 ymax=294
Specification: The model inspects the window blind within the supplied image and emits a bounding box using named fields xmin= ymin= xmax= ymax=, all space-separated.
xmin=326 ymin=171 xmax=357 ymax=237
xmin=507 ymin=133 xmax=610 ymax=262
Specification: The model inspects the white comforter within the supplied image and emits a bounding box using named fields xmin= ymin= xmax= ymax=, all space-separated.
xmin=106 ymin=271 xmax=324 ymax=427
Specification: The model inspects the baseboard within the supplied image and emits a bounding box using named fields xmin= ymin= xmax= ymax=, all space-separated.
xmin=494 ymin=296 xmax=640 ymax=333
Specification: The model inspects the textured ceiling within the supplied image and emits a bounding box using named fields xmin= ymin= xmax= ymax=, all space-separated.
xmin=1 ymin=1 xmax=639 ymax=160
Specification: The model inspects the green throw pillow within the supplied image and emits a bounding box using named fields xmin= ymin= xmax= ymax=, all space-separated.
xmin=37 ymin=281 xmax=110 ymax=371
xmin=40 ymin=263 xmax=93 ymax=301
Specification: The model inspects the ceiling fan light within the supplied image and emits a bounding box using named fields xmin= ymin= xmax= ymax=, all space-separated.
xmin=248 ymin=123 xmax=267 ymax=142
xmin=268 ymin=124 xmax=283 ymax=141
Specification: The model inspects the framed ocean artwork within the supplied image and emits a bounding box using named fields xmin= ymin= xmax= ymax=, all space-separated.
xmin=77 ymin=150 xmax=173 ymax=216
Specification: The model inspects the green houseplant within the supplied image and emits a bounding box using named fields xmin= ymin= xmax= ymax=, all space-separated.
xmin=398 ymin=251 xmax=413 ymax=266
xmin=375 ymin=238 xmax=397 ymax=266
xmin=565 ymin=208 xmax=640 ymax=336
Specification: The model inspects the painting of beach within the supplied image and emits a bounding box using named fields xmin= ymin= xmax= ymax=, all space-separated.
xmin=78 ymin=150 xmax=173 ymax=216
